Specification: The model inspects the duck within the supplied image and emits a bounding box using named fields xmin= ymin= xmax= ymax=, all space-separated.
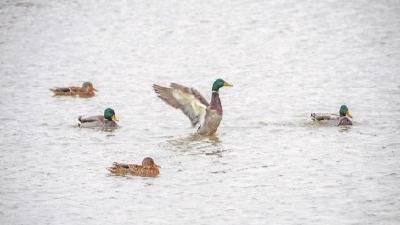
xmin=50 ymin=81 xmax=97 ymax=97
xmin=310 ymin=105 xmax=353 ymax=126
xmin=78 ymin=108 xmax=118 ymax=129
xmin=153 ymin=78 xmax=232 ymax=136
xmin=107 ymin=157 xmax=160 ymax=177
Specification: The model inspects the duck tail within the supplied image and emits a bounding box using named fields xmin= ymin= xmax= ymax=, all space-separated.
xmin=50 ymin=87 xmax=72 ymax=95
xmin=77 ymin=116 xmax=82 ymax=127
xmin=49 ymin=88 xmax=58 ymax=95
xmin=107 ymin=163 xmax=130 ymax=174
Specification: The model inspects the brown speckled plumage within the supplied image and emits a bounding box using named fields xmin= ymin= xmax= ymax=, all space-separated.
xmin=50 ymin=82 xmax=97 ymax=98
xmin=107 ymin=157 xmax=160 ymax=177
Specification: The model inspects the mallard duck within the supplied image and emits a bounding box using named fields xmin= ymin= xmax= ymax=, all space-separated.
xmin=153 ymin=78 xmax=232 ymax=136
xmin=78 ymin=108 xmax=118 ymax=129
xmin=50 ymin=81 xmax=97 ymax=97
xmin=107 ymin=157 xmax=160 ymax=177
xmin=311 ymin=105 xmax=353 ymax=126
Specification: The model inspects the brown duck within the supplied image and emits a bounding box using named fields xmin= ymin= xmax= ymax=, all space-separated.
xmin=107 ymin=157 xmax=160 ymax=177
xmin=153 ymin=78 xmax=232 ymax=136
xmin=50 ymin=81 xmax=97 ymax=97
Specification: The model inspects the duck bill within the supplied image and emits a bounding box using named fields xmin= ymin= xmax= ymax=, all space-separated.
xmin=346 ymin=111 xmax=353 ymax=118
xmin=155 ymin=164 xmax=161 ymax=168
xmin=223 ymin=81 xmax=233 ymax=87
xmin=112 ymin=114 xmax=119 ymax=121
xmin=93 ymin=88 xmax=98 ymax=92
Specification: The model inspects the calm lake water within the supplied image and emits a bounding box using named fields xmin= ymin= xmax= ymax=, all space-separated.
xmin=1 ymin=0 xmax=400 ymax=224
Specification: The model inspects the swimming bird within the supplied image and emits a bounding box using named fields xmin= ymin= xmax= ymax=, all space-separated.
xmin=50 ymin=81 xmax=97 ymax=97
xmin=107 ymin=157 xmax=160 ymax=177
xmin=311 ymin=105 xmax=353 ymax=126
xmin=153 ymin=78 xmax=232 ymax=136
xmin=78 ymin=108 xmax=118 ymax=129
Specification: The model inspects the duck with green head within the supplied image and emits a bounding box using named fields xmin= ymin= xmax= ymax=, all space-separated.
xmin=153 ymin=78 xmax=232 ymax=136
xmin=78 ymin=108 xmax=119 ymax=129
xmin=50 ymin=81 xmax=97 ymax=98
xmin=310 ymin=105 xmax=353 ymax=126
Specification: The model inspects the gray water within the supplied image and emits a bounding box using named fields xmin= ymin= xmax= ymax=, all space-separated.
xmin=1 ymin=0 xmax=400 ymax=224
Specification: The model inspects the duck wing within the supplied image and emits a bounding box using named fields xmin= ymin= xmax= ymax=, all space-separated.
xmin=50 ymin=86 xmax=80 ymax=94
xmin=107 ymin=162 xmax=134 ymax=174
xmin=78 ymin=115 xmax=103 ymax=123
xmin=113 ymin=162 xmax=130 ymax=168
xmin=78 ymin=115 xmax=104 ymax=128
xmin=153 ymin=83 xmax=209 ymax=126
xmin=310 ymin=113 xmax=338 ymax=121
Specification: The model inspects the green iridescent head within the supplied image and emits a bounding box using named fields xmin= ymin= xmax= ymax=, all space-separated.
xmin=212 ymin=78 xmax=233 ymax=91
xmin=339 ymin=105 xmax=352 ymax=118
xmin=104 ymin=108 xmax=118 ymax=121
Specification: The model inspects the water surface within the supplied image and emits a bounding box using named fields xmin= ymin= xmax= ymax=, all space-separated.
xmin=1 ymin=0 xmax=400 ymax=224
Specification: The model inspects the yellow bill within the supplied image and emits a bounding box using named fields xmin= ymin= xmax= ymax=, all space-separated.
xmin=223 ymin=81 xmax=233 ymax=87
xmin=346 ymin=111 xmax=353 ymax=118
xmin=112 ymin=114 xmax=119 ymax=121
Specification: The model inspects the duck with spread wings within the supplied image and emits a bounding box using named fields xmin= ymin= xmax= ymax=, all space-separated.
xmin=153 ymin=79 xmax=232 ymax=136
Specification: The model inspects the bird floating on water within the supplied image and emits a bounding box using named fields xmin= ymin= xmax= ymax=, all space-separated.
xmin=153 ymin=78 xmax=232 ymax=136
xmin=310 ymin=105 xmax=353 ymax=126
xmin=107 ymin=157 xmax=160 ymax=177
xmin=50 ymin=81 xmax=97 ymax=98
xmin=78 ymin=108 xmax=119 ymax=129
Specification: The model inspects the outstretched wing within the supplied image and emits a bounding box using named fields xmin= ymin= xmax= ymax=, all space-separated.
xmin=153 ymin=83 xmax=209 ymax=126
